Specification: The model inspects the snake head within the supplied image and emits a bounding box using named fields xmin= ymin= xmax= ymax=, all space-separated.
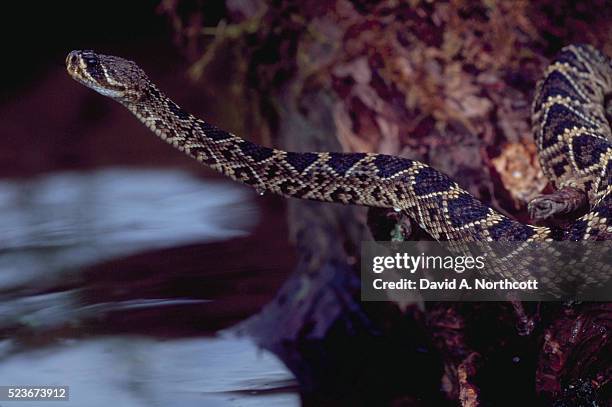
xmin=66 ymin=50 xmax=150 ymax=103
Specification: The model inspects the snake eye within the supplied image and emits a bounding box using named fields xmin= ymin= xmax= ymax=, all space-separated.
xmin=79 ymin=50 xmax=97 ymax=66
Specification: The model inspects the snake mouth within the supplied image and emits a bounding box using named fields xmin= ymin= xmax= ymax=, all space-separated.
xmin=65 ymin=50 xmax=96 ymax=85
xmin=65 ymin=50 xmax=82 ymax=79
xmin=66 ymin=50 xmax=98 ymax=77
xmin=65 ymin=50 xmax=80 ymax=71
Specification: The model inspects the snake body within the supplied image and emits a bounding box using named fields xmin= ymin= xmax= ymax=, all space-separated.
xmin=66 ymin=45 xmax=612 ymax=289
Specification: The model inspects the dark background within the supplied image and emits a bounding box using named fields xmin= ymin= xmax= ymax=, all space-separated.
xmin=3 ymin=1 xmax=171 ymax=176
xmin=2 ymin=1 xmax=230 ymax=175
xmin=0 ymin=1 xmax=294 ymax=335
xmin=3 ymin=1 xmax=172 ymax=96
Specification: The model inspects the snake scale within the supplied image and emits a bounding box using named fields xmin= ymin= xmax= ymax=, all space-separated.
xmin=66 ymin=44 xmax=612 ymax=292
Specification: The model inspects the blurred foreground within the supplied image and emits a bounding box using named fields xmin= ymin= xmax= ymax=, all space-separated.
xmin=0 ymin=169 xmax=298 ymax=406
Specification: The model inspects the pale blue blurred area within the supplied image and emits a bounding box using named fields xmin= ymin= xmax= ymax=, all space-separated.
xmin=0 ymin=292 xmax=211 ymax=333
xmin=0 ymin=336 xmax=298 ymax=407
xmin=0 ymin=168 xmax=258 ymax=292
xmin=0 ymin=168 xmax=297 ymax=406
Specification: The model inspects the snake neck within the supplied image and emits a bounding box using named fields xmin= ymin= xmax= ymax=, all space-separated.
xmin=121 ymin=87 xmax=558 ymax=242
xmin=125 ymin=86 xmax=244 ymax=171
xmin=125 ymin=87 xmax=317 ymax=194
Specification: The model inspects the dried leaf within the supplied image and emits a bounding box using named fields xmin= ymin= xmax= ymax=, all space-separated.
xmin=491 ymin=142 xmax=547 ymax=207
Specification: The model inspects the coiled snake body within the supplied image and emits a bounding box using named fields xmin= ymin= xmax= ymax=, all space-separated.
xmin=66 ymin=45 xmax=612 ymax=292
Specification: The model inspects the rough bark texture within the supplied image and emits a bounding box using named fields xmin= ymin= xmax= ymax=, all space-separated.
xmin=161 ymin=0 xmax=612 ymax=405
